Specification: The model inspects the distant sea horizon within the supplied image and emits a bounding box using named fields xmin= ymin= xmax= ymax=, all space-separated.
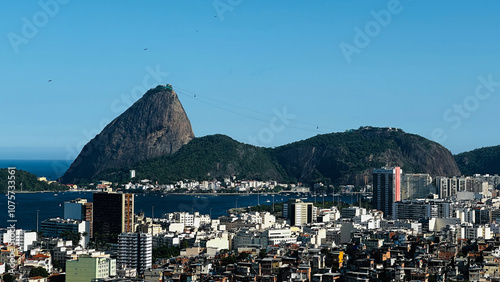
xmin=0 ymin=159 xmax=71 ymax=180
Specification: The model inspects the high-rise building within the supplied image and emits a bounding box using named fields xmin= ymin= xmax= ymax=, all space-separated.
xmin=93 ymin=193 xmax=134 ymax=242
xmin=283 ymin=199 xmax=314 ymax=226
xmin=64 ymin=198 xmax=93 ymax=238
xmin=117 ymin=233 xmax=152 ymax=275
xmin=436 ymin=176 xmax=475 ymax=198
xmin=435 ymin=177 xmax=452 ymax=199
xmin=473 ymin=208 xmax=491 ymax=225
xmin=401 ymin=173 xmax=434 ymax=199
xmin=372 ymin=167 xmax=402 ymax=218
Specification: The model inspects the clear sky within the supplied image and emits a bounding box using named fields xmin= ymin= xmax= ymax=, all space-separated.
xmin=1 ymin=1 xmax=500 ymax=161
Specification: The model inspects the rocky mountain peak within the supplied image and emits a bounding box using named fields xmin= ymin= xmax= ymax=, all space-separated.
xmin=61 ymin=84 xmax=194 ymax=183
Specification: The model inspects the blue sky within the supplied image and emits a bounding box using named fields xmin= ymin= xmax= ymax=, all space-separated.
xmin=1 ymin=0 xmax=500 ymax=161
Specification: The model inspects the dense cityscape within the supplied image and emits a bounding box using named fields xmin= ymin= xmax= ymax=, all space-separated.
xmin=2 ymin=168 xmax=500 ymax=281
xmin=3 ymin=1 xmax=499 ymax=282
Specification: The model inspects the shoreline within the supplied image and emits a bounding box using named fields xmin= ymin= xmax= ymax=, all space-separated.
xmin=13 ymin=190 xmax=101 ymax=194
xmin=11 ymin=190 xmax=368 ymax=197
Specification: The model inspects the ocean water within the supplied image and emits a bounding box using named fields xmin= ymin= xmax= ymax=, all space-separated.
xmin=0 ymin=160 xmax=71 ymax=180
xmin=0 ymin=160 xmax=356 ymax=230
xmin=0 ymin=192 xmax=355 ymax=230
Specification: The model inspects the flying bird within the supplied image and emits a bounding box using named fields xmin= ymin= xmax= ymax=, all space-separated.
xmin=48 ymin=80 xmax=52 ymax=82
xmin=144 ymin=48 xmax=148 ymax=51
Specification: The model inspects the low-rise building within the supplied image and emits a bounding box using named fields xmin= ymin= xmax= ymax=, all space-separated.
xmin=66 ymin=254 xmax=116 ymax=282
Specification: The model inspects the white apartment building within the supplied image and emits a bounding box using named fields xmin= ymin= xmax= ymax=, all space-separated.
xmin=264 ymin=228 xmax=296 ymax=246
xmin=459 ymin=224 xmax=492 ymax=240
xmin=153 ymin=233 xmax=180 ymax=248
xmin=117 ymin=233 xmax=152 ymax=275
xmin=2 ymin=229 xmax=37 ymax=252
xmin=172 ymin=212 xmax=211 ymax=228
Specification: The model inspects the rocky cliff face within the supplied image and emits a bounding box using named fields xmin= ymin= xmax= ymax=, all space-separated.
xmin=61 ymin=85 xmax=194 ymax=183
xmin=272 ymin=127 xmax=461 ymax=185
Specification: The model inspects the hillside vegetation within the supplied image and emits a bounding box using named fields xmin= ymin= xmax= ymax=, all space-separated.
xmin=96 ymin=134 xmax=288 ymax=183
xmin=96 ymin=127 xmax=461 ymax=186
xmin=455 ymin=145 xmax=500 ymax=175
xmin=0 ymin=169 xmax=67 ymax=192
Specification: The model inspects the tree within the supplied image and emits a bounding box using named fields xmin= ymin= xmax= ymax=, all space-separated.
xmin=237 ymin=252 xmax=250 ymax=261
xmin=354 ymin=198 xmax=373 ymax=210
xmin=29 ymin=267 xmax=49 ymax=277
xmin=221 ymin=255 xmax=237 ymax=266
xmin=3 ymin=273 xmax=15 ymax=282
xmin=0 ymin=169 xmax=68 ymax=193
xmin=88 ymin=232 xmax=112 ymax=251
xmin=152 ymin=245 xmax=180 ymax=261
xmin=52 ymin=259 xmax=63 ymax=271
xmin=61 ymin=230 xmax=81 ymax=247
xmin=181 ymin=239 xmax=189 ymax=249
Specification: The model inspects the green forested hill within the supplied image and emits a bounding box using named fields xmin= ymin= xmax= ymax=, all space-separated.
xmin=94 ymin=127 xmax=461 ymax=186
xmin=0 ymin=169 xmax=67 ymax=192
xmin=96 ymin=134 xmax=288 ymax=183
xmin=455 ymin=145 xmax=500 ymax=175
xmin=271 ymin=126 xmax=460 ymax=185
